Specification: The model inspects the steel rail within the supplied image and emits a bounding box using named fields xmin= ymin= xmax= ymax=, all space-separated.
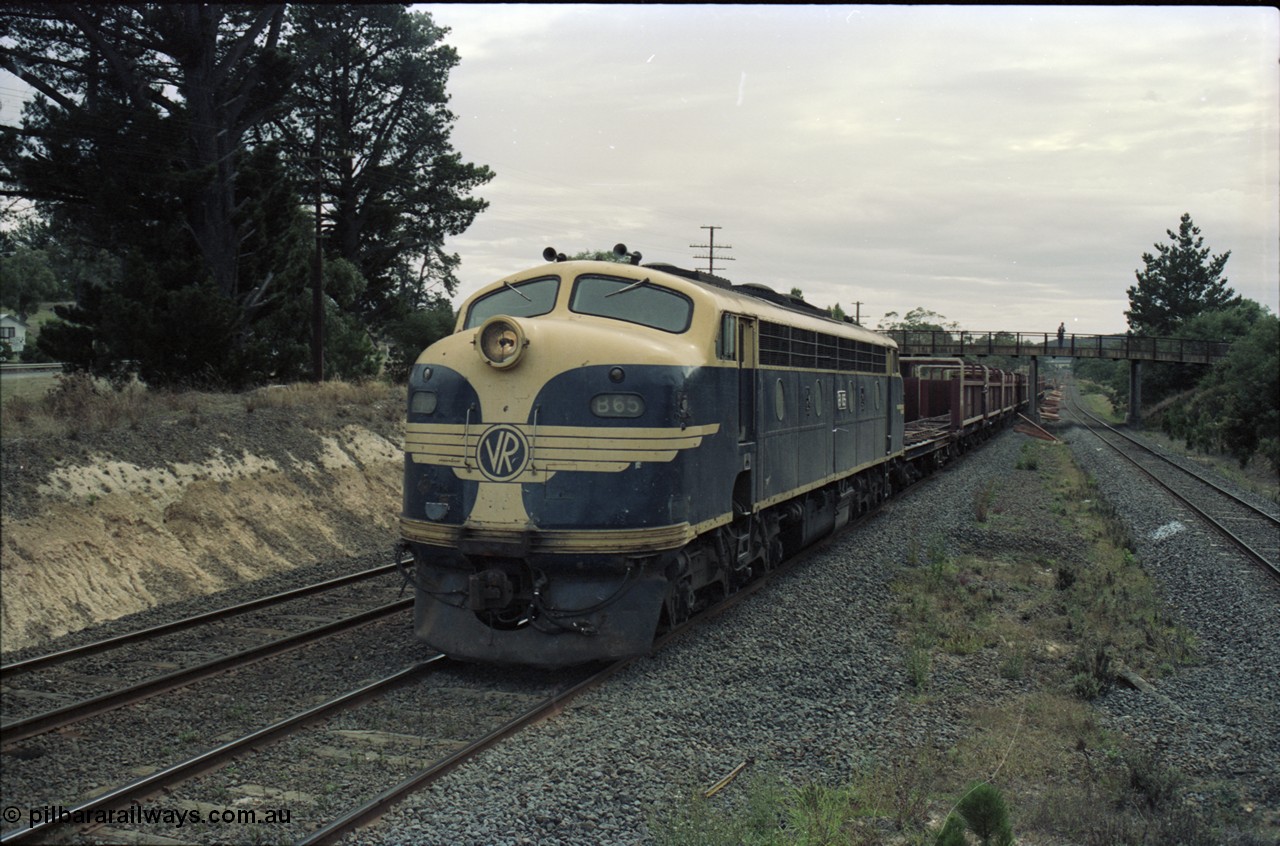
xmin=299 ymin=542 xmax=802 ymax=845
xmin=1069 ymin=398 xmax=1280 ymax=529
xmin=296 ymin=427 xmax=1002 ymax=844
xmin=1066 ymin=387 xmax=1280 ymax=581
xmin=1 ymin=599 xmax=411 ymax=746
xmin=0 ymin=658 xmax=445 ymax=846
xmin=1 ymin=562 xmax=403 ymax=678
xmin=296 ymin=657 xmax=629 ymax=845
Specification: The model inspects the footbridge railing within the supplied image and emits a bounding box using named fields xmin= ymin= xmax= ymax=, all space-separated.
xmin=880 ymin=330 xmax=1230 ymax=365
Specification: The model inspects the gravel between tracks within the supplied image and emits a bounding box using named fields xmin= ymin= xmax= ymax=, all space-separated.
xmin=341 ymin=422 xmax=1279 ymax=846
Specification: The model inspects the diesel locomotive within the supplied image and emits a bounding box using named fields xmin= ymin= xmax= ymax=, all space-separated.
xmin=400 ymin=246 xmax=1027 ymax=667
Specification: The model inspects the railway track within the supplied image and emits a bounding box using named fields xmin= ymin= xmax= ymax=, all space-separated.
xmin=1 ymin=562 xmax=400 ymax=678
xmin=0 ymin=537 xmax=785 ymax=845
xmin=1064 ymin=385 xmax=1280 ymax=581
xmin=1 ymin=562 xmax=405 ymax=734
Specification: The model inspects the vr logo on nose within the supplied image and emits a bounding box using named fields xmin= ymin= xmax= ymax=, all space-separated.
xmin=476 ymin=424 xmax=530 ymax=481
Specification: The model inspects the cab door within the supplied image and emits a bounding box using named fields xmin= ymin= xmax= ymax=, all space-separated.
xmin=736 ymin=316 xmax=756 ymax=445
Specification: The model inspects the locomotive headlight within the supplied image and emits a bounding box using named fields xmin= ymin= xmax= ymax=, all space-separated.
xmin=476 ymin=316 xmax=527 ymax=369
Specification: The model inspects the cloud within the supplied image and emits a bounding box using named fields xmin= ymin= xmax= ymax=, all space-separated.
xmin=419 ymin=4 xmax=1278 ymax=332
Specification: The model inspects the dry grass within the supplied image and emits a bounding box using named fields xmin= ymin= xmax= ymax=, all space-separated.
xmin=0 ymin=373 xmax=402 ymax=439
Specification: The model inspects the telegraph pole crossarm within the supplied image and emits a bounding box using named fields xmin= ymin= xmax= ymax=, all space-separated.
xmin=690 ymin=225 xmax=734 ymax=276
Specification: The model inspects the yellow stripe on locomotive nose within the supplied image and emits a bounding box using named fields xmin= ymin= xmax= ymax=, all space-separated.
xmin=404 ymin=422 xmax=720 ymax=482
xmin=400 ymin=518 xmax=698 ymax=553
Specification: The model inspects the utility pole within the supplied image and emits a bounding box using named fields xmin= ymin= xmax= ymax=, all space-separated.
xmin=854 ymin=301 xmax=862 ymax=324
xmin=690 ymin=225 xmax=735 ymax=275
xmin=311 ymin=113 xmax=324 ymax=382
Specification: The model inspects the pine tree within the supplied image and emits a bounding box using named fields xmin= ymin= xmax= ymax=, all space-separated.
xmin=1126 ymin=213 xmax=1237 ymax=335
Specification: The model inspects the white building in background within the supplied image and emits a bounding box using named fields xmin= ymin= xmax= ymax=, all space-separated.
xmin=0 ymin=313 xmax=28 ymax=359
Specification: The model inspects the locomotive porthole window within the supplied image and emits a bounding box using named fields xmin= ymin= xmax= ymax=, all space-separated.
xmin=813 ymin=381 xmax=823 ymax=416
xmin=774 ymin=378 xmax=785 ymax=421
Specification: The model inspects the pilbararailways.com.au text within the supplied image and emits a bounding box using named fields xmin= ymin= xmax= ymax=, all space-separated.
xmin=9 ymin=803 xmax=291 ymax=829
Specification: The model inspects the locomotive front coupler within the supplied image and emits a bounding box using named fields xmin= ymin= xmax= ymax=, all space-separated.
xmin=467 ymin=568 xmax=515 ymax=611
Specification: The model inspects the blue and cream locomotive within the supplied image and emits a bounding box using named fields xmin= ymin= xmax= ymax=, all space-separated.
xmin=401 ymin=246 xmax=903 ymax=666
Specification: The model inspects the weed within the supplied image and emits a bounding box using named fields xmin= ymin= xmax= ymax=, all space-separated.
xmin=973 ymin=480 xmax=998 ymax=522
xmin=906 ymin=647 xmax=931 ymax=690
xmin=0 ymin=394 xmax=35 ymax=425
xmin=1125 ymin=748 xmax=1184 ymax=812
xmin=998 ymin=648 xmax=1025 ymax=680
xmin=788 ymin=782 xmax=855 ymax=845
xmin=1070 ymin=640 xmax=1114 ymax=700
xmin=1055 ymin=565 xmax=1077 ymax=591
xmin=860 ymin=751 xmax=934 ymax=832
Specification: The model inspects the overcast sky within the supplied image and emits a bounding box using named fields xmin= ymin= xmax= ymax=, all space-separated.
xmin=419 ymin=4 xmax=1278 ymax=335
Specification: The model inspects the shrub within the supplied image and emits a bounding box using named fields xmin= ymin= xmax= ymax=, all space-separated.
xmin=957 ymin=782 xmax=1014 ymax=846
xmin=1126 ymin=749 xmax=1184 ymax=811
xmin=934 ymin=813 xmax=967 ymax=846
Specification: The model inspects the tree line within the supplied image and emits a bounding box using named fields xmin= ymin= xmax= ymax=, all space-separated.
xmin=1078 ymin=213 xmax=1277 ymax=468
xmin=0 ymin=4 xmax=489 ymax=386
xmin=828 ymin=214 xmax=1276 ymax=469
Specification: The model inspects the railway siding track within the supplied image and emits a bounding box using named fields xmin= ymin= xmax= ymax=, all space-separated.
xmin=1 ymin=563 xmax=401 ymax=678
xmin=2 ymin=659 xmax=604 ymax=845
xmin=0 ymin=599 xmax=423 ymax=839
xmin=1066 ymin=386 xmax=1280 ymax=580
xmin=1 ymin=599 xmax=410 ymax=746
xmin=1 ymin=563 xmax=403 ymax=727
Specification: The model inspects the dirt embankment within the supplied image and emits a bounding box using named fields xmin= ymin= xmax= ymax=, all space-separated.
xmin=0 ymin=401 xmax=405 ymax=653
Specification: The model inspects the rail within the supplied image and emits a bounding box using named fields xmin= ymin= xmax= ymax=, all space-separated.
xmin=882 ymin=330 xmax=1230 ymax=364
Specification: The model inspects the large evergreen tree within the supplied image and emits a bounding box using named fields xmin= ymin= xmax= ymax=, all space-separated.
xmin=1126 ymin=213 xmax=1237 ymax=336
xmin=275 ymin=4 xmax=493 ymax=322
xmin=1 ymin=3 xmax=489 ymax=387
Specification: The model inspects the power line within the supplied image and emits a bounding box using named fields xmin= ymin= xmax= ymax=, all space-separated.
xmin=689 ymin=225 xmax=733 ymax=276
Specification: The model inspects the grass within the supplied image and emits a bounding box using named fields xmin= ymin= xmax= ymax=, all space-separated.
xmin=0 ymin=371 xmax=402 ymax=439
xmin=652 ymin=439 xmax=1271 ymax=846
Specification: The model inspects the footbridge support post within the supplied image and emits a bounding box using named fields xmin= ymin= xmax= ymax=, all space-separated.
xmin=1127 ymin=359 xmax=1142 ymax=427
xmin=1027 ymin=356 xmax=1040 ymax=423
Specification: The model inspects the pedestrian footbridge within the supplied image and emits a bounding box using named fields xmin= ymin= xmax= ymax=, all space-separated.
xmin=879 ymin=329 xmax=1230 ymax=426
xmin=880 ymin=330 xmax=1229 ymax=365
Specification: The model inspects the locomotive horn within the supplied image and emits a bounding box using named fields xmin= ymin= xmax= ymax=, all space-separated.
xmin=613 ymin=243 xmax=642 ymax=265
xmin=542 ymin=246 xmax=559 ymax=262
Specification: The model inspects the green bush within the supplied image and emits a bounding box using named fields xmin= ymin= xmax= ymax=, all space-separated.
xmin=957 ymin=782 xmax=1014 ymax=846
xmin=934 ymin=813 xmax=967 ymax=846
